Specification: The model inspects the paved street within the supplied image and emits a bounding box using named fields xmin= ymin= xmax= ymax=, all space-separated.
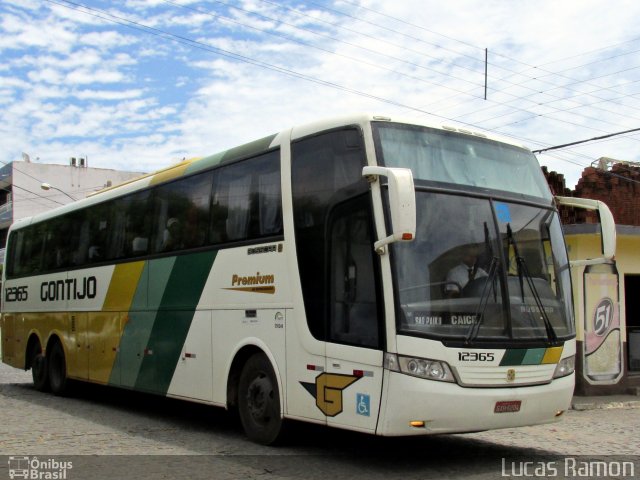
xmin=0 ymin=361 xmax=638 ymax=479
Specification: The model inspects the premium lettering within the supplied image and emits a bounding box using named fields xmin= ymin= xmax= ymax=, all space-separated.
xmin=232 ymin=272 xmax=275 ymax=287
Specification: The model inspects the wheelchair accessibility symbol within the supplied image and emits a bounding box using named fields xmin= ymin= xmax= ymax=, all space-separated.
xmin=356 ymin=393 xmax=370 ymax=417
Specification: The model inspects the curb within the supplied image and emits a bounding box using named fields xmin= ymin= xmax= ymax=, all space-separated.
xmin=571 ymin=399 xmax=640 ymax=411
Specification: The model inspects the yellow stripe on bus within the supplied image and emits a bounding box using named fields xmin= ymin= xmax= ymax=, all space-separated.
xmin=542 ymin=346 xmax=563 ymax=364
xmin=102 ymin=261 xmax=145 ymax=312
xmin=149 ymin=158 xmax=199 ymax=186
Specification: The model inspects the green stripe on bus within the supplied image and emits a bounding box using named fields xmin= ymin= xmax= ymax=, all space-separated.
xmin=134 ymin=250 xmax=217 ymax=394
xmin=521 ymin=348 xmax=546 ymax=365
xmin=499 ymin=349 xmax=527 ymax=366
xmin=500 ymin=348 xmax=553 ymax=366
xmin=109 ymin=261 xmax=154 ymax=388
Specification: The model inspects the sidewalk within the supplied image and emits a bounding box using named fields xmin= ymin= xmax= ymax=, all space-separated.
xmin=571 ymin=393 xmax=640 ymax=411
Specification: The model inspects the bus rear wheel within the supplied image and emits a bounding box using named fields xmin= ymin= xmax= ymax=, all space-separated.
xmin=31 ymin=348 xmax=49 ymax=392
xmin=238 ymin=353 xmax=283 ymax=445
xmin=48 ymin=341 xmax=68 ymax=396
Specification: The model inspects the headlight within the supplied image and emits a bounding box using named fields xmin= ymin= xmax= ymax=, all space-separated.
xmin=384 ymin=353 xmax=455 ymax=383
xmin=553 ymin=355 xmax=575 ymax=379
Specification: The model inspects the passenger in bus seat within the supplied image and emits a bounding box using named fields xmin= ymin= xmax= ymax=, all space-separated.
xmin=162 ymin=217 xmax=183 ymax=250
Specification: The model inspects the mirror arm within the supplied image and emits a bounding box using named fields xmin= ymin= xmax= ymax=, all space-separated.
xmin=555 ymin=196 xmax=616 ymax=265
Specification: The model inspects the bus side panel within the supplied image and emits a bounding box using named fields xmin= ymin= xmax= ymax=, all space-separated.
xmin=197 ymin=246 xmax=291 ymax=406
xmin=65 ymin=312 xmax=88 ymax=380
xmin=284 ymin=307 xmax=327 ymax=424
xmin=1 ymin=313 xmax=17 ymax=367
xmin=10 ymin=312 xmax=75 ymax=376
xmin=87 ymin=311 xmax=123 ymax=384
xmin=210 ymin=308 xmax=287 ymax=408
xmin=113 ymin=311 xmax=155 ymax=389
xmin=117 ymin=251 xmax=216 ymax=395
xmin=166 ymin=310 xmax=214 ymax=402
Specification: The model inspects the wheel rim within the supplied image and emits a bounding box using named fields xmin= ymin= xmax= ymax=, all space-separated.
xmin=246 ymin=373 xmax=274 ymax=425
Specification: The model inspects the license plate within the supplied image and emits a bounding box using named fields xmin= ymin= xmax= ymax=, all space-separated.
xmin=494 ymin=400 xmax=521 ymax=413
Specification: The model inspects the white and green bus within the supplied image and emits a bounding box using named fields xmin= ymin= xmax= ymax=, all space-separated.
xmin=1 ymin=114 xmax=615 ymax=444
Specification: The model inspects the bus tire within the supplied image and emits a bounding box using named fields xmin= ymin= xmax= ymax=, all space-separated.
xmin=238 ymin=353 xmax=283 ymax=445
xmin=31 ymin=349 xmax=49 ymax=392
xmin=48 ymin=341 xmax=68 ymax=396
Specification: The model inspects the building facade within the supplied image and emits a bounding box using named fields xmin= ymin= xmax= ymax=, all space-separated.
xmin=0 ymin=159 xmax=144 ymax=262
xmin=545 ymin=160 xmax=640 ymax=395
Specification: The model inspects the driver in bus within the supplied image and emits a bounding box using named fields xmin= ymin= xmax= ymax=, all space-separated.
xmin=445 ymin=245 xmax=487 ymax=298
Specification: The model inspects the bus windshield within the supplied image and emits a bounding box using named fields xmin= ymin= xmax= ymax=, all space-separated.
xmin=391 ymin=192 xmax=574 ymax=345
xmin=373 ymin=122 xmax=552 ymax=200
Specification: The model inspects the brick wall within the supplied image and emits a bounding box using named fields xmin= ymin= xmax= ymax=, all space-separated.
xmin=543 ymin=163 xmax=640 ymax=226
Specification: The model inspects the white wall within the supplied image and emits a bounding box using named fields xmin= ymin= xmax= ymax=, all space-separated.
xmin=11 ymin=161 xmax=144 ymax=221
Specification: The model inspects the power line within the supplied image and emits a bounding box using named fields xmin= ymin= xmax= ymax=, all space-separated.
xmin=42 ymin=1 xmax=457 ymax=120
xmin=158 ymin=0 xmax=487 ymax=100
xmin=304 ymin=0 xmax=640 ymax=117
xmin=532 ymin=127 xmax=640 ymax=153
xmin=158 ymin=0 xmax=640 ymax=140
xmin=38 ymin=0 xmax=640 ymax=176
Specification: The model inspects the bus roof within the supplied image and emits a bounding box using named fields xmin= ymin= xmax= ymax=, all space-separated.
xmin=14 ymin=114 xmax=530 ymax=230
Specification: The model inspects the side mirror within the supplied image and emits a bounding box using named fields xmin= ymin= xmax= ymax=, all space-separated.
xmin=555 ymin=196 xmax=616 ymax=266
xmin=362 ymin=166 xmax=416 ymax=254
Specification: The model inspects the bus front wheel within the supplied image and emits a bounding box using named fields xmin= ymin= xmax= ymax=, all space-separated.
xmin=238 ymin=353 xmax=283 ymax=445
xmin=48 ymin=341 xmax=68 ymax=396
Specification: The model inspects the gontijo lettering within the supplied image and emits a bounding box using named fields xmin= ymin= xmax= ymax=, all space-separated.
xmin=40 ymin=276 xmax=97 ymax=301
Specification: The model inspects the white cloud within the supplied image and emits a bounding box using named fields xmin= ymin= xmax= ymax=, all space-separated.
xmin=73 ymin=88 xmax=145 ymax=100
xmin=2 ymin=0 xmax=640 ymax=190
xmin=65 ymin=68 xmax=127 ymax=85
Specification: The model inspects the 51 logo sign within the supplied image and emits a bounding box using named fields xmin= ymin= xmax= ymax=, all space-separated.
xmin=593 ymin=298 xmax=614 ymax=336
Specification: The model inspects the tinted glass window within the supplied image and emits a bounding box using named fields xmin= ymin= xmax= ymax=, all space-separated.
xmin=9 ymin=224 xmax=45 ymax=277
xmin=292 ymin=128 xmax=369 ymax=340
xmin=210 ymin=150 xmax=282 ymax=244
xmin=5 ymin=150 xmax=282 ymax=279
xmin=154 ymin=172 xmax=213 ymax=253
xmin=373 ymin=122 xmax=551 ymax=200
xmin=329 ymin=196 xmax=381 ymax=348
xmin=107 ymin=190 xmax=153 ymax=260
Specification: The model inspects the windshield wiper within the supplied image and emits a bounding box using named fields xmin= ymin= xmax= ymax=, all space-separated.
xmin=506 ymin=224 xmax=558 ymax=345
xmin=465 ymin=222 xmax=499 ymax=345
xmin=465 ymin=256 xmax=498 ymax=346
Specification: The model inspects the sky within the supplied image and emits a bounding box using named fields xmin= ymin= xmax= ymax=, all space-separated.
xmin=2 ymin=0 xmax=640 ymax=189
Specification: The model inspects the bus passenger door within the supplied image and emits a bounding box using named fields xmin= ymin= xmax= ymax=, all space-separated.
xmin=325 ymin=196 xmax=384 ymax=433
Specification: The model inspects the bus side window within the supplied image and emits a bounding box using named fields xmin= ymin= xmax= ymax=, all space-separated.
xmin=328 ymin=197 xmax=381 ymax=349
xmin=209 ymin=149 xmax=282 ymax=245
xmin=10 ymin=228 xmax=42 ymax=277
xmin=292 ymin=127 xmax=369 ymax=341
xmin=153 ymin=171 xmax=212 ymax=253
xmin=107 ymin=190 xmax=152 ymax=260
xmin=87 ymin=205 xmax=110 ymax=262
